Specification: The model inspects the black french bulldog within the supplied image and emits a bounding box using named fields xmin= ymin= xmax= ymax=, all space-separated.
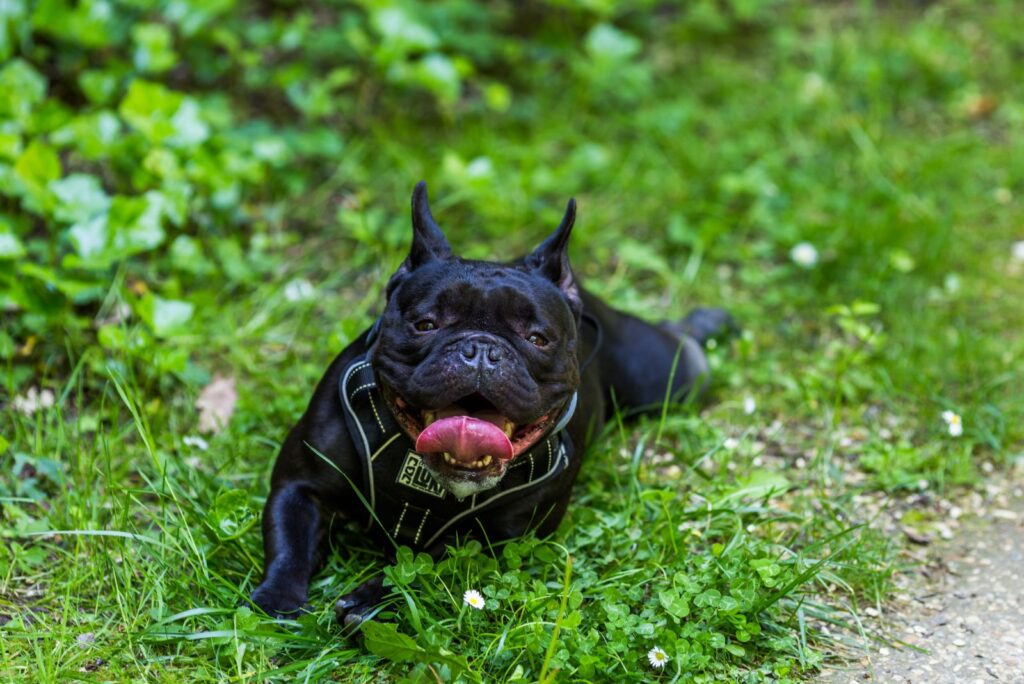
xmin=251 ymin=182 xmax=733 ymax=625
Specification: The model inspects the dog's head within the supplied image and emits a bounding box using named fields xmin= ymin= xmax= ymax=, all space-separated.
xmin=371 ymin=182 xmax=582 ymax=498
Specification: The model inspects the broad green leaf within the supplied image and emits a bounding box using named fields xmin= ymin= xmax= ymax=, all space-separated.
xmin=169 ymin=99 xmax=210 ymax=147
xmin=13 ymin=140 xmax=60 ymax=214
xmin=108 ymin=193 xmax=167 ymax=256
xmin=718 ymin=470 xmax=791 ymax=503
xmin=132 ymin=23 xmax=177 ymax=74
xmin=31 ymin=0 xmax=118 ymax=48
xmin=0 ymin=131 xmax=22 ymax=160
xmin=78 ymin=70 xmax=119 ymax=105
xmin=120 ymin=80 xmax=183 ymax=144
xmin=585 ymin=23 xmax=641 ymax=62
xmin=206 ymin=489 xmax=257 ymax=541
xmin=169 ymin=235 xmax=213 ymax=275
xmin=0 ymin=214 xmax=25 ymax=259
xmin=138 ymin=293 xmax=194 ymax=338
xmin=362 ymin=622 xmax=472 ymax=677
xmin=413 ymin=53 xmax=461 ymax=105
xmin=0 ymin=59 xmax=47 ymax=124
xmin=0 ymin=0 xmax=29 ymax=61
xmin=658 ymin=588 xmax=691 ymax=618
xmin=68 ymin=214 xmax=109 ymax=260
xmin=19 ymin=261 xmax=103 ymax=301
xmin=371 ymin=7 xmax=438 ymax=53
xmin=66 ymin=192 xmax=169 ymax=270
xmin=0 ymin=232 xmax=25 ymax=259
xmin=51 ymin=110 xmax=122 ymax=159
xmin=50 ymin=174 xmax=111 ymax=223
xmin=363 ymin=621 xmax=425 ymax=662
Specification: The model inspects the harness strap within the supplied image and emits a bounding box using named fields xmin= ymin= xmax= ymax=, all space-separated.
xmin=337 ymin=351 xmax=573 ymax=549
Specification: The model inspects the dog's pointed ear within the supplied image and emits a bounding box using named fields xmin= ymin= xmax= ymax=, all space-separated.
xmin=387 ymin=182 xmax=452 ymax=298
xmin=409 ymin=181 xmax=451 ymax=266
xmin=525 ymin=199 xmax=582 ymax=319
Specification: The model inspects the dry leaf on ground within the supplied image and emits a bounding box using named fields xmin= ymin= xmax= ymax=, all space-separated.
xmin=196 ymin=375 xmax=237 ymax=434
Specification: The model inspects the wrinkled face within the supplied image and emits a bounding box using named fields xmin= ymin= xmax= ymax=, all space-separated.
xmin=372 ymin=259 xmax=580 ymax=498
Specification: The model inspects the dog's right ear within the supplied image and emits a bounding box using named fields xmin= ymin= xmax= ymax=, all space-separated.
xmin=386 ymin=181 xmax=452 ymax=297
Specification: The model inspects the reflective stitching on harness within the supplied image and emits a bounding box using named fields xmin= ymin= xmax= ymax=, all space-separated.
xmin=348 ymin=382 xmax=376 ymax=398
xmin=420 ymin=446 xmax=568 ymax=548
xmin=339 ymin=353 xmax=572 ymax=550
xmin=413 ymin=509 xmax=431 ymax=545
xmin=393 ymin=501 xmax=409 ymax=538
xmin=366 ymin=391 xmax=385 ymax=431
xmin=341 ymin=359 xmax=376 ymax=512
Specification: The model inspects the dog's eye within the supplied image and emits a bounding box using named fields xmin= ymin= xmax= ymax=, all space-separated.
xmin=415 ymin=320 xmax=437 ymax=332
xmin=527 ymin=332 xmax=548 ymax=347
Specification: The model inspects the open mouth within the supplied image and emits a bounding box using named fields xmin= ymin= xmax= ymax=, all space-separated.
xmin=380 ymin=386 xmax=559 ymax=472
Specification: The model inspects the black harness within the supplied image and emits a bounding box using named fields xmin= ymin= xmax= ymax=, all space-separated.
xmin=337 ymin=354 xmax=574 ymax=549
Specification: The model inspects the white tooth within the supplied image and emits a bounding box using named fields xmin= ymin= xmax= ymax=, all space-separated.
xmin=481 ymin=455 xmax=492 ymax=467
xmin=443 ymin=452 xmax=454 ymax=464
xmin=503 ymin=421 xmax=514 ymax=437
xmin=424 ymin=411 xmax=437 ymax=426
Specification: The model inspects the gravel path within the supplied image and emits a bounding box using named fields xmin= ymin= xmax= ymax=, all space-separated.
xmin=823 ymin=479 xmax=1024 ymax=683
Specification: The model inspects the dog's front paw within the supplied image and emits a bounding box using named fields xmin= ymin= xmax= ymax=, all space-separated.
xmin=251 ymin=582 xmax=308 ymax=618
xmin=334 ymin=576 xmax=385 ymax=629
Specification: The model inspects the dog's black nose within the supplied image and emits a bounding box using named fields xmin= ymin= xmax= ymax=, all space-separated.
xmin=460 ymin=340 xmax=479 ymax=361
xmin=486 ymin=345 xmax=502 ymax=364
xmin=458 ymin=336 xmax=503 ymax=369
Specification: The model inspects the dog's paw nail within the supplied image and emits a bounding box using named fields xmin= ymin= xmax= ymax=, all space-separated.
xmin=343 ymin=611 xmax=367 ymax=629
xmin=334 ymin=596 xmax=358 ymax=613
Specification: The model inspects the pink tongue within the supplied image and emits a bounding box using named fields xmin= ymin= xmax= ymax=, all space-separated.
xmin=416 ymin=416 xmax=513 ymax=464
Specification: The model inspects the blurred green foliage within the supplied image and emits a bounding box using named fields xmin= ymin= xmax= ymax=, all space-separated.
xmin=2 ymin=0 xmax=806 ymax=376
xmin=2 ymin=0 xmax=1024 ymax=681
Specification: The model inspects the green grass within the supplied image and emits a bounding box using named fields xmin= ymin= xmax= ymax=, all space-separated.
xmin=3 ymin=1 xmax=1024 ymax=681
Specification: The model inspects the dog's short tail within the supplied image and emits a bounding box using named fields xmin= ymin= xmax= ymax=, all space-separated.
xmin=663 ymin=307 xmax=739 ymax=347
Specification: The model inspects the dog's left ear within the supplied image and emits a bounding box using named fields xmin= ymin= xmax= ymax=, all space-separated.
xmin=407 ymin=181 xmax=452 ymax=267
xmin=525 ymin=199 xmax=582 ymax=319
xmin=387 ymin=181 xmax=452 ymax=298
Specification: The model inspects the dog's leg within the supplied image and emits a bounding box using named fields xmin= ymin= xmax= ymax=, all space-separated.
xmin=582 ymin=291 xmax=735 ymax=412
xmin=250 ymin=480 xmax=325 ymax=617
xmin=661 ymin=307 xmax=738 ymax=347
xmin=334 ymin=575 xmax=385 ymax=628
xmin=333 ymin=539 xmax=453 ymax=628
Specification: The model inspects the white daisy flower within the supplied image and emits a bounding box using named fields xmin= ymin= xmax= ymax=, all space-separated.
xmin=183 ymin=435 xmax=209 ymax=451
xmin=12 ymin=387 xmax=55 ymax=416
xmin=723 ymin=437 xmax=740 ymax=451
xmin=1012 ymin=240 xmax=1024 ymax=263
xmin=790 ymin=242 xmax=819 ymax=268
xmin=941 ymin=410 xmax=963 ymax=437
xmin=283 ymin=278 xmax=315 ymax=302
xmin=647 ymin=645 xmax=669 ymax=669
xmin=463 ymin=589 xmax=485 ymax=610
xmin=743 ymin=396 xmax=757 ymax=415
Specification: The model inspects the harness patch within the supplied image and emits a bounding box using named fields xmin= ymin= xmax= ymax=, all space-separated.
xmin=396 ymin=451 xmax=447 ymax=498
xmin=339 ymin=352 xmax=575 ymax=548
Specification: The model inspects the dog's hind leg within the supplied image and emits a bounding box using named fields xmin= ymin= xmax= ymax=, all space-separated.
xmin=660 ymin=307 xmax=738 ymax=347
xmin=581 ymin=291 xmax=734 ymax=415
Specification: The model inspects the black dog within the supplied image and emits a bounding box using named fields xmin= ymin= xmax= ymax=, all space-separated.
xmin=251 ymin=182 xmax=732 ymax=624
